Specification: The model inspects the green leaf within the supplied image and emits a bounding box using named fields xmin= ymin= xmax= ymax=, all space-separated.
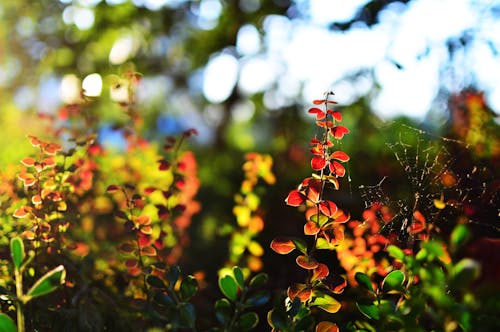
xmin=219 ymin=275 xmax=239 ymax=301
xmin=355 ymin=272 xmax=374 ymax=292
xmin=310 ymin=293 xmax=341 ymax=313
xmin=356 ymin=302 xmax=380 ymax=320
xmin=249 ymin=272 xmax=268 ymax=289
xmin=0 ymin=313 xmax=17 ymax=332
xmin=386 ymin=245 xmax=404 ymax=260
xmin=236 ymin=312 xmax=259 ymax=331
xmin=267 ymin=309 xmax=288 ymax=331
xmin=24 ymin=265 xmax=65 ymax=303
xmin=450 ymin=224 xmax=470 ymax=250
xmin=167 ymin=265 xmax=180 ymax=286
xmin=452 ymin=258 xmax=480 ymax=287
xmin=180 ymin=275 xmax=198 ymax=300
xmin=292 ymin=238 xmax=308 ymax=255
xmin=10 ymin=237 xmax=24 ymax=271
xmin=146 ymin=275 xmax=167 ymax=289
xmin=382 ymin=270 xmax=405 ymax=293
xmin=215 ymin=298 xmax=232 ymax=325
xmin=233 ymin=266 xmax=245 ymax=289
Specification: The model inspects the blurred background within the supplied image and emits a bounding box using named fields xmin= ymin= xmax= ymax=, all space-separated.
xmin=1 ymin=0 xmax=499 ymax=285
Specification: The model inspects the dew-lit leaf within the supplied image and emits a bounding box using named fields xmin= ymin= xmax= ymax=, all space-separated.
xmin=285 ymin=190 xmax=306 ymax=207
xmin=330 ymin=151 xmax=349 ymax=162
xmin=311 ymin=156 xmax=327 ymax=171
xmin=315 ymin=321 xmax=339 ymax=332
xmin=270 ymin=238 xmax=295 ymax=255
xmin=296 ymin=255 xmax=319 ymax=270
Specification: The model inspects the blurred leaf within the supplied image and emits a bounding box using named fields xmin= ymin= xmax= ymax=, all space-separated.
xmin=249 ymin=272 xmax=267 ymax=289
xmin=167 ymin=266 xmax=180 ymax=286
xmin=387 ymin=245 xmax=404 ymax=260
xmin=215 ymin=298 xmax=232 ymax=325
xmin=236 ymin=312 xmax=259 ymax=331
xmin=315 ymin=321 xmax=339 ymax=332
xmin=232 ymin=266 xmax=245 ymax=289
xmin=267 ymin=309 xmax=288 ymax=331
xmin=0 ymin=313 xmax=17 ymax=332
xmin=178 ymin=303 xmax=196 ymax=328
xmin=180 ymin=275 xmax=198 ymax=300
xmin=452 ymin=258 xmax=481 ymax=287
xmin=244 ymin=290 xmax=270 ymax=306
xmin=146 ymin=275 xmax=167 ymax=289
xmin=10 ymin=237 xmax=24 ymax=270
xmin=450 ymin=224 xmax=470 ymax=250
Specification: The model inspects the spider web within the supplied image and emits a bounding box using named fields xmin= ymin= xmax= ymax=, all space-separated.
xmin=359 ymin=123 xmax=499 ymax=246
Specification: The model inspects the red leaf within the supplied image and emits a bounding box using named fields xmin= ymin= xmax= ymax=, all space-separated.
xmin=304 ymin=221 xmax=320 ymax=235
xmin=312 ymin=263 xmax=329 ymax=281
xmin=270 ymin=238 xmax=296 ymax=254
xmin=125 ymin=258 xmax=139 ymax=269
xmin=333 ymin=211 xmax=350 ymax=223
xmin=106 ymin=185 xmax=121 ymax=193
xmin=316 ymin=120 xmax=334 ymax=128
xmin=410 ymin=210 xmax=426 ymax=234
xmin=328 ymin=110 xmax=342 ymax=122
xmin=158 ymin=159 xmax=171 ymax=171
xmin=144 ymin=187 xmax=156 ymax=194
xmin=43 ymin=143 xmax=62 ymax=155
xmin=156 ymin=205 xmax=170 ymax=219
xmin=296 ymin=255 xmax=319 ymax=269
xmin=308 ymin=107 xmax=326 ymax=120
xmin=306 ymin=179 xmax=322 ymax=203
xmin=21 ymin=157 xmax=36 ymax=167
xmin=330 ymin=151 xmax=350 ymax=162
xmin=331 ymin=125 xmax=349 ymax=139
xmin=329 ymin=161 xmax=345 ymax=177
xmin=319 ymin=200 xmax=338 ymax=218
xmin=18 ymin=173 xmax=36 ymax=187
xmin=311 ymin=156 xmax=327 ymax=171
xmin=285 ymin=190 xmax=306 ymax=207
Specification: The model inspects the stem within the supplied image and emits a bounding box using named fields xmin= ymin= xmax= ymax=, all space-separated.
xmin=14 ymin=267 xmax=25 ymax=332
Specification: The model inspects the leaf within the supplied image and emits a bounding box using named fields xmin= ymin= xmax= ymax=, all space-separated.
xmin=355 ymin=272 xmax=374 ymax=292
xmin=270 ymin=238 xmax=295 ymax=255
xmin=291 ymin=238 xmax=308 ymax=255
xmin=167 ymin=265 xmax=180 ymax=286
xmin=10 ymin=237 xmax=25 ymax=271
xmin=310 ymin=293 xmax=341 ymax=313
xmin=21 ymin=157 xmax=36 ymax=167
xmin=180 ymin=275 xmax=198 ymax=300
xmin=319 ymin=201 xmax=338 ymax=218
xmin=316 ymin=321 xmax=339 ymax=332
xmin=450 ymin=224 xmax=470 ymax=250
xmin=288 ymin=283 xmax=312 ymax=302
xmin=387 ymin=245 xmax=405 ymax=260
xmin=25 ymin=265 xmax=65 ymax=303
xmin=236 ymin=312 xmax=259 ymax=331
xmin=267 ymin=309 xmax=288 ymax=331
xmin=215 ymin=298 xmax=232 ymax=325
xmin=452 ymin=258 xmax=480 ymax=287
xmin=330 ymin=151 xmax=349 ymax=162
xmin=106 ymin=185 xmax=120 ymax=193
xmin=146 ymin=275 xmax=167 ymax=289
xmin=311 ymin=263 xmax=329 ymax=281
xmin=382 ymin=270 xmax=405 ymax=293
xmin=178 ymin=303 xmax=196 ymax=328
xmin=244 ymin=290 xmax=270 ymax=306
xmin=296 ymin=255 xmax=319 ymax=270
xmin=249 ymin=273 xmax=268 ymax=289
xmin=140 ymin=246 xmax=157 ymax=256
xmin=0 ymin=313 xmax=17 ymax=332
xmin=232 ymin=266 xmax=245 ymax=289
xmin=329 ymin=161 xmax=345 ymax=177
xmin=304 ymin=221 xmax=320 ymax=235
xmin=285 ymin=190 xmax=306 ymax=207
xmin=308 ymin=107 xmax=326 ymax=120
xmin=219 ymin=275 xmax=239 ymax=301
xmin=158 ymin=159 xmax=171 ymax=171
xmin=329 ymin=110 xmax=342 ymax=122
xmin=356 ymin=302 xmax=380 ymax=320
xmin=13 ymin=207 xmax=29 ymax=218
xmin=311 ymin=156 xmax=327 ymax=171
xmin=330 ymin=126 xmax=349 ymax=139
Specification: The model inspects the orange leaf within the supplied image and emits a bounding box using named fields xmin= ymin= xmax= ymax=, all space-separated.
xmin=311 ymin=156 xmax=327 ymax=171
xmin=329 ymin=161 xmax=345 ymax=177
xmin=319 ymin=200 xmax=338 ymax=218
xmin=285 ymin=190 xmax=306 ymax=207
xmin=31 ymin=194 xmax=43 ymax=205
xmin=18 ymin=173 xmax=36 ymax=187
xmin=315 ymin=321 xmax=339 ymax=332
xmin=28 ymin=135 xmax=41 ymax=147
xmin=313 ymin=99 xmax=325 ymax=105
xmin=296 ymin=255 xmax=319 ymax=270
xmin=304 ymin=221 xmax=320 ymax=235
xmin=140 ymin=246 xmax=157 ymax=256
xmin=140 ymin=225 xmax=153 ymax=235
xmin=312 ymin=263 xmax=329 ymax=281
xmin=288 ymin=283 xmax=312 ymax=302
xmin=13 ymin=207 xmax=29 ymax=218
xmin=270 ymin=238 xmax=296 ymax=254
xmin=21 ymin=157 xmax=36 ymax=167
xmin=43 ymin=143 xmax=62 ymax=155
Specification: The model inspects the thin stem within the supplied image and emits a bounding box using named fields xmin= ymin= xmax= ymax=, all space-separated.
xmin=14 ymin=267 xmax=25 ymax=332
